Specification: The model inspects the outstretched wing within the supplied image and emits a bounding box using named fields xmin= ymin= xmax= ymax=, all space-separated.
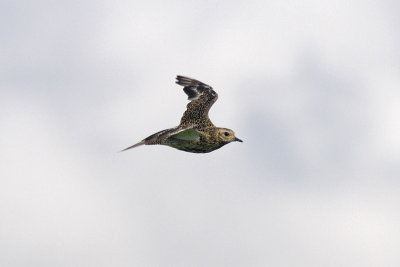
xmin=176 ymin=75 xmax=218 ymax=130
xmin=121 ymin=126 xmax=188 ymax=151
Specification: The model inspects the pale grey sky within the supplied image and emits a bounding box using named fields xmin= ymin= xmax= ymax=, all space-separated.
xmin=1 ymin=0 xmax=400 ymax=266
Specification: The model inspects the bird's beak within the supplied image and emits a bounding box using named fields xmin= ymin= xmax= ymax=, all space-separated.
xmin=234 ymin=137 xmax=243 ymax=142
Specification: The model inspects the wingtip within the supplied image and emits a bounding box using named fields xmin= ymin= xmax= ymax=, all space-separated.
xmin=120 ymin=141 xmax=145 ymax=152
xmin=176 ymin=75 xmax=187 ymax=79
xmin=176 ymin=75 xmax=192 ymax=86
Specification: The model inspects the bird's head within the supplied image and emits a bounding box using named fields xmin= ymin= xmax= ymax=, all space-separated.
xmin=217 ymin=128 xmax=243 ymax=143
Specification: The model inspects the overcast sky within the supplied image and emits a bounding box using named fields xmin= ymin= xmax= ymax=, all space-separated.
xmin=1 ymin=0 xmax=400 ymax=266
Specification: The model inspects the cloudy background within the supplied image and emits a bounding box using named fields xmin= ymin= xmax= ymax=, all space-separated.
xmin=1 ymin=0 xmax=400 ymax=266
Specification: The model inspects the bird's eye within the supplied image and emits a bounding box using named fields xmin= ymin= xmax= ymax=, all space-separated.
xmin=224 ymin=132 xmax=230 ymax=136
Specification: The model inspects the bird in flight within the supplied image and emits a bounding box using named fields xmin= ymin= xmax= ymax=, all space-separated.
xmin=122 ymin=75 xmax=242 ymax=153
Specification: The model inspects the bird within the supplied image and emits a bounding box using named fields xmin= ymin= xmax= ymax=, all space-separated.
xmin=122 ymin=75 xmax=242 ymax=153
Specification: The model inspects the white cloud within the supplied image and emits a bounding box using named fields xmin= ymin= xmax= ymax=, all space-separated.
xmin=1 ymin=0 xmax=399 ymax=266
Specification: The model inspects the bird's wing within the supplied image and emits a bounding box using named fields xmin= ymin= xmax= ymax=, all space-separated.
xmin=169 ymin=128 xmax=201 ymax=142
xmin=176 ymin=75 xmax=218 ymax=130
xmin=121 ymin=126 xmax=201 ymax=152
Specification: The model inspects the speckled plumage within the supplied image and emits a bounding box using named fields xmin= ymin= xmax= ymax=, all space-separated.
xmin=122 ymin=75 xmax=242 ymax=153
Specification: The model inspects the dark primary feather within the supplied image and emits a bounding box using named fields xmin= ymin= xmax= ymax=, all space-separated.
xmin=176 ymin=75 xmax=218 ymax=129
xmin=176 ymin=75 xmax=213 ymax=100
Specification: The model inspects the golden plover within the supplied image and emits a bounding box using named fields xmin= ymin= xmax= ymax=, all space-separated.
xmin=122 ymin=75 xmax=242 ymax=153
